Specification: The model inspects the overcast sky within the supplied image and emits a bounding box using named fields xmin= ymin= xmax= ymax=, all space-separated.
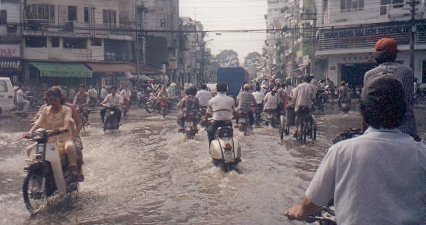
xmin=180 ymin=0 xmax=267 ymax=63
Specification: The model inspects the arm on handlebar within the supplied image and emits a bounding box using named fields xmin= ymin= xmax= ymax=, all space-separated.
xmin=285 ymin=196 xmax=323 ymax=221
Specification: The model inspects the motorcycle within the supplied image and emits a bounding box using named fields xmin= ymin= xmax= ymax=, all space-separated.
xmin=237 ymin=111 xmax=251 ymax=136
xmin=332 ymin=128 xmax=362 ymax=144
xmin=254 ymin=104 xmax=263 ymax=125
xmin=199 ymin=107 xmax=209 ymax=129
xmin=10 ymin=102 xmax=29 ymax=118
xmin=88 ymin=96 xmax=98 ymax=108
xmin=103 ymin=107 xmax=120 ymax=132
xmin=78 ymin=107 xmax=90 ymax=130
xmin=159 ymin=97 xmax=169 ymax=118
xmin=339 ymin=99 xmax=351 ymax=114
xmin=307 ymin=205 xmax=336 ymax=225
xmin=264 ymin=109 xmax=278 ymax=128
xmin=23 ymin=128 xmax=81 ymax=214
xmin=209 ymin=125 xmax=242 ymax=171
xmin=181 ymin=117 xmax=198 ymax=139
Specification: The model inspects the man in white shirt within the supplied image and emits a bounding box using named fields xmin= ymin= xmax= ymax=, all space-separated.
xmin=100 ymin=86 xmax=122 ymax=123
xmin=205 ymin=83 xmax=235 ymax=145
xmin=100 ymin=86 xmax=108 ymax=100
xmin=292 ymin=75 xmax=317 ymax=136
xmin=285 ymin=74 xmax=426 ymax=225
xmin=252 ymin=86 xmax=265 ymax=123
xmin=196 ymin=83 xmax=213 ymax=108
xmin=15 ymin=84 xmax=31 ymax=112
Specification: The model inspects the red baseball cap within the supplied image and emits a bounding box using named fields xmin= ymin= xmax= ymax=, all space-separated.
xmin=375 ymin=38 xmax=398 ymax=53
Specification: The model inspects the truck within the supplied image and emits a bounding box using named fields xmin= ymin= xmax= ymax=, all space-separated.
xmin=216 ymin=67 xmax=249 ymax=98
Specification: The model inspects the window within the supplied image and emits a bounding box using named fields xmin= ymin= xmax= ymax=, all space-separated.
xmin=103 ymin=10 xmax=116 ymax=26
xmin=91 ymin=38 xmax=102 ymax=46
xmin=26 ymin=4 xmax=55 ymax=24
xmin=84 ymin=7 xmax=89 ymax=23
xmin=68 ymin=6 xmax=77 ymax=21
xmin=341 ymin=0 xmax=364 ymax=12
xmin=63 ymin=38 xmax=87 ymax=49
xmin=0 ymin=10 xmax=6 ymax=24
xmin=0 ymin=81 xmax=8 ymax=93
xmin=51 ymin=37 xmax=60 ymax=47
xmin=380 ymin=0 xmax=404 ymax=12
xmin=25 ymin=37 xmax=47 ymax=48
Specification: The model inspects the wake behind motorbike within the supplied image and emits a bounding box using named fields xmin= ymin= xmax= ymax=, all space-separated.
xmin=23 ymin=129 xmax=81 ymax=214
xmin=209 ymin=125 xmax=242 ymax=171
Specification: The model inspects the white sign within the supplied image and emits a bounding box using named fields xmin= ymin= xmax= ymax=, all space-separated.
xmin=0 ymin=44 xmax=20 ymax=58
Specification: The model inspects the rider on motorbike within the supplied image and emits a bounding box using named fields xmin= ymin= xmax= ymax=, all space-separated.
xmin=15 ymin=84 xmax=32 ymax=112
xmin=100 ymin=86 xmax=122 ymax=124
xmin=292 ymin=75 xmax=317 ymax=137
xmin=196 ymin=83 xmax=213 ymax=109
xmin=236 ymin=84 xmax=257 ymax=127
xmin=27 ymin=86 xmax=83 ymax=181
xmin=252 ymin=85 xmax=265 ymax=124
xmin=205 ymin=83 xmax=236 ymax=145
xmin=177 ymin=87 xmax=200 ymax=132
xmin=337 ymin=81 xmax=351 ymax=110
xmin=73 ymin=84 xmax=89 ymax=113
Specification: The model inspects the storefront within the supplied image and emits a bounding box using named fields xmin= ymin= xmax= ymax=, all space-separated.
xmin=317 ymin=19 xmax=426 ymax=85
xmin=86 ymin=63 xmax=135 ymax=91
xmin=0 ymin=44 xmax=21 ymax=83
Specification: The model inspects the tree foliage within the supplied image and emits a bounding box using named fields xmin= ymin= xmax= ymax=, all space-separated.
xmin=244 ymin=52 xmax=262 ymax=68
xmin=214 ymin=50 xmax=240 ymax=67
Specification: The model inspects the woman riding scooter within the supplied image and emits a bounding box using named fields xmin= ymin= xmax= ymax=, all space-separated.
xmin=27 ymin=86 xmax=83 ymax=181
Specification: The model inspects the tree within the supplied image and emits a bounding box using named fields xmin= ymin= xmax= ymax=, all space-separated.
xmin=214 ymin=50 xmax=240 ymax=67
xmin=244 ymin=52 xmax=262 ymax=68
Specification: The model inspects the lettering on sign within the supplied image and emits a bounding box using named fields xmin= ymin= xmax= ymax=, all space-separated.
xmin=0 ymin=45 xmax=20 ymax=57
xmin=323 ymin=24 xmax=412 ymax=39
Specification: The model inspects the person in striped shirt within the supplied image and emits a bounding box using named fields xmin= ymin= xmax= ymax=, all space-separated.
xmin=364 ymin=37 xmax=420 ymax=141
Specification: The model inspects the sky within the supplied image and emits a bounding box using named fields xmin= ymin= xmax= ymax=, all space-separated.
xmin=179 ymin=0 xmax=267 ymax=63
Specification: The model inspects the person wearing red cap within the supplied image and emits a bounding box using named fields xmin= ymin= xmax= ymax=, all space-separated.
xmin=363 ymin=37 xmax=419 ymax=140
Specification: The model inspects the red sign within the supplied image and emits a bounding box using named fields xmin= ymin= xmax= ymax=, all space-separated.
xmin=0 ymin=45 xmax=20 ymax=58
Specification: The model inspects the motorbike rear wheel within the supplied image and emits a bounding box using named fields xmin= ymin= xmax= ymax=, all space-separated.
xmin=23 ymin=171 xmax=48 ymax=214
xmin=145 ymin=101 xmax=154 ymax=113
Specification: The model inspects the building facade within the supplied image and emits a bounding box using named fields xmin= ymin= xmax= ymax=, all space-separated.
xmin=316 ymin=0 xmax=426 ymax=86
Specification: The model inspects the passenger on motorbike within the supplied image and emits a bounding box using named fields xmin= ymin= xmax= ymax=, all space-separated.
xmin=100 ymin=86 xmax=122 ymax=124
xmin=15 ymin=84 xmax=32 ymax=112
xmin=73 ymin=84 xmax=89 ymax=113
xmin=27 ymin=86 xmax=83 ymax=181
xmin=236 ymin=84 xmax=256 ymax=126
xmin=292 ymin=75 xmax=317 ymax=137
xmin=337 ymin=81 xmax=351 ymax=109
xmin=177 ymin=87 xmax=200 ymax=132
xmin=120 ymin=84 xmax=132 ymax=112
xmin=205 ymin=83 xmax=236 ymax=145
xmin=285 ymin=74 xmax=426 ymax=225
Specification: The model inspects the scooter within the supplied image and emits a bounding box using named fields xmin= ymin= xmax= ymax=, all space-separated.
xmin=23 ymin=128 xmax=81 ymax=214
xmin=264 ymin=109 xmax=278 ymax=128
xmin=159 ymin=97 xmax=169 ymax=118
xmin=78 ymin=107 xmax=90 ymax=130
xmin=209 ymin=125 xmax=242 ymax=171
xmin=103 ymin=107 xmax=120 ymax=132
xmin=10 ymin=102 xmax=29 ymax=118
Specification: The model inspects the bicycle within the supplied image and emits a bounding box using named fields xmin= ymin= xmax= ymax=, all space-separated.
xmin=297 ymin=106 xmax=316 ymax=144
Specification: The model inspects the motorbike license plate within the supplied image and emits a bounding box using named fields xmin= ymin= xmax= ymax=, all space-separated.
xmin=240 ymin=117 xmax=246 ymax=123
xmin=223 ymin=151 xmax=234 ymax=162
xmin=184 ymin=121 xmax=193 ymax=127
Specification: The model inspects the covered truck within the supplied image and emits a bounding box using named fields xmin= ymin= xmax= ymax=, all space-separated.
xmin=216 ymin=67 xmax=249 ymax=98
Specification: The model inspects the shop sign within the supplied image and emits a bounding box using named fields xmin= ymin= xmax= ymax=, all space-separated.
xmin=323 ymin=24 xmax=411 ymax=39
xmin=0 ymin=44 xmax=20 ymax=58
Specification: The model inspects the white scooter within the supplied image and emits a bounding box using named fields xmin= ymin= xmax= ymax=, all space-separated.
xmin=23 ymin=128 xmax=80 ymax=214
xmin=209 ymin=125 xmax=242 ymax=171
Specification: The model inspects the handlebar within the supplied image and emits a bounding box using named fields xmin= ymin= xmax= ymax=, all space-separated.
xmin=24 ymin=128 xmax=69 ymax=140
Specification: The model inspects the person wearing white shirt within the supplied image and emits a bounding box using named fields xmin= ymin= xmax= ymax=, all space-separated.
xmin=100 ymin=86 xmax=108 ymax=99
xmin=15 ymin=84 xmax=31 ymax=111
xmin=285 ymin=74 xmax=426 ymax=225
xmin=196 ymin=84 xmax=213 ymax=107
xmin=100 ymin=86 xmax=122 ymax=123
xmin=252 ymin=86 xmax=265 ymax=123
xmin=205 ymin=83 xmax=235 ymax=145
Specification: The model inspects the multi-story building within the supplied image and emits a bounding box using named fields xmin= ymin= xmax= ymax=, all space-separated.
xmin=178 ymin=17 xmax=205 ymax=86
xmin=0 ymin=0 xmax=22 ymax=83
xmin=316 ymin=0 xmax=426 ymax=87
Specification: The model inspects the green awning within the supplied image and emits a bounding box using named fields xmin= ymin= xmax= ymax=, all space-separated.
xmin=31 ymin=62 xmax=92 ymax=78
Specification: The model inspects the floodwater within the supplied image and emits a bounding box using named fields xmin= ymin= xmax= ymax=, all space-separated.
xmin=0 ymin=103 xmax=424 ymax=225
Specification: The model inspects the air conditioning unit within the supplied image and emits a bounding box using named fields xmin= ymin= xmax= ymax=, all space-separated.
xmin=64 ymin=22 xmax=73 ymax=32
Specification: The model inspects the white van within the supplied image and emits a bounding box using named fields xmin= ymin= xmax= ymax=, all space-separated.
xmin=0 ymin=77 xmax=15 ymax=114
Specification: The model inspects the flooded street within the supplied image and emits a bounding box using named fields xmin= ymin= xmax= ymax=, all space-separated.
xmin=1 ymin=104 xmax=425 ymax=225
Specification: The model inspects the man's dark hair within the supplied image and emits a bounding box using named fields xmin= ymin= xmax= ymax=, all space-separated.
xmin=186 ymin=86 xmax=197 ymax=96
xmin=110 ymin=86 xmax=117 ymax=91
xmin=200 ymin=83 xmax=207 ymax=90
xmin=255 ymin=86 xmax=261 ymax=92
xmin=304 ymin=76 xmax=313 ymax=83
xmin=361 ymin=74 xmax=406 ymax=129
xmin=374 ymin=51 xmax=397 ymax=64
xmin=79 ymin=84 xmax=86 ymax=89
xmin=216 ymin=83 xmax=228 ymax=92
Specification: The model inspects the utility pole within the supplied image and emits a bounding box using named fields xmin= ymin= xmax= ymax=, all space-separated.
xmin=407 ymin=0 xmax=419 ymax=70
